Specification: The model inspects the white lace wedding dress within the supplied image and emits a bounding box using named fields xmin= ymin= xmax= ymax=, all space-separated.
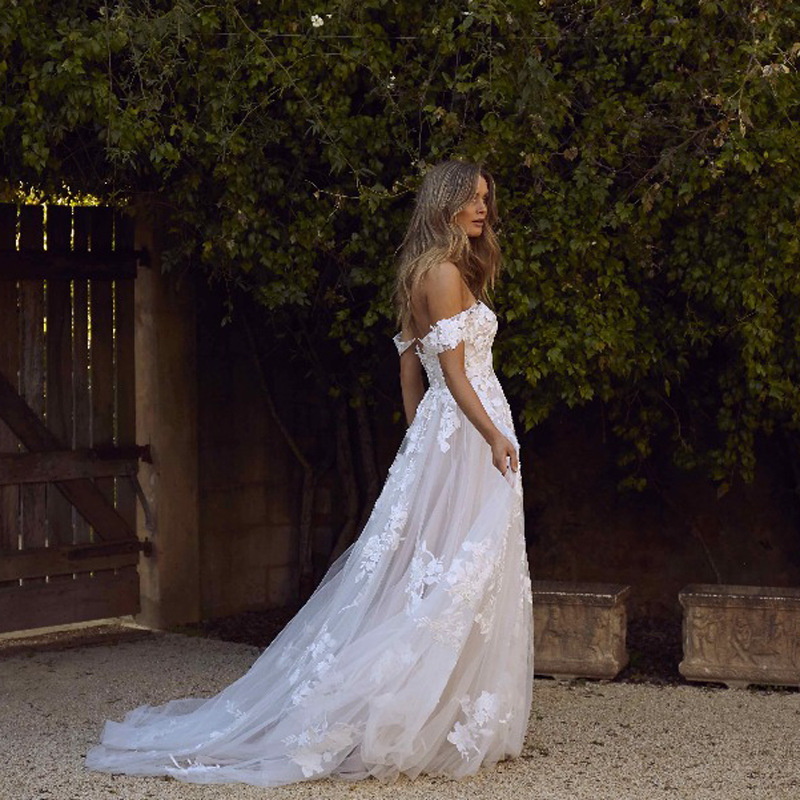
xmin=86 ymin=301 xmax=533 ymax=787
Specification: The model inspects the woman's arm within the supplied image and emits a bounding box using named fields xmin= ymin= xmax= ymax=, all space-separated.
xmin=425 ymin=263 xmax=519 ymax=476
xmin=399 ymin=343 xmax=425 ymax=426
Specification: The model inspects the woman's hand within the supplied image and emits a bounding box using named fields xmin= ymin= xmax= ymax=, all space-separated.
xmin=489 ymin=433 xmax=519 ymax=476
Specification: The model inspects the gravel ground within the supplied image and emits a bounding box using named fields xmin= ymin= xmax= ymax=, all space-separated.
xmin=1 ymin=631 xmax=798 ymax=800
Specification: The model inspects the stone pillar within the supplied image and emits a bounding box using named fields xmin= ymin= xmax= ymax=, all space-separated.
xmin=134 ymin=200 xmax=201 ymax=629
xmin=679 ymin=584 xmax=800 ymax=688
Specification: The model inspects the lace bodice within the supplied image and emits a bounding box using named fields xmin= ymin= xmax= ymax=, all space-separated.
xmin=393 ymin=302 xmax=518 ymax=451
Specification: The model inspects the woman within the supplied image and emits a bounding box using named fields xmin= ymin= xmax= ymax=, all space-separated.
xmin=86 ymin=159 xmax=533 ymax=787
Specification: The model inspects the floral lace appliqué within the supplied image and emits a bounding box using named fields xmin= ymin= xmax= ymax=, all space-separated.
xmin=287 ymin=624 xmax=343 ymax=707
xmin=421 ymin=304 xmax=481 ymax=354
xmin=416 ymin=611 xmax=468 ymax=649
xmin=436 ymin=397 xmax=462 ymax=452
xmin=282 ymin=720 xmax=358 ymax=778
xmin=370 ymin=643 xmax=415 ymax=685
xmin=392 ymin=333 xmax=415 ymax=356
xmin=357 ymin=501 xmax=408 ymax=583
xmin=405 ymin=540 xmax=445 ymax=614
xmin=447 ymin=691 xmax=509 ymax=760
xmin=446 ymin=539 xmax=496 ymax=610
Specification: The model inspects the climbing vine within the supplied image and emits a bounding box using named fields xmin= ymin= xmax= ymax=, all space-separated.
xmin=2 ymin=0 xmax=800 ymax=489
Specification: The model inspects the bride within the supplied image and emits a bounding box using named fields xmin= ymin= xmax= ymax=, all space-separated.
xmin=86 ymin=159 xmax=534 ymax=787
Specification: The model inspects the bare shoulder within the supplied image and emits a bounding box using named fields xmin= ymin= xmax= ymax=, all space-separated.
xmin=424 ymin=261 xmax=462 ymax=291
xmin=422 ymin=261 xmax=467 ymax=321
xmin=421 ymin=261 xmax=465 ymax=303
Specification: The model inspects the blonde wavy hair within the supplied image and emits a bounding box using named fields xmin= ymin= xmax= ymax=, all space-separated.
xmin=394 ymin=160 xmax=501 ymax=331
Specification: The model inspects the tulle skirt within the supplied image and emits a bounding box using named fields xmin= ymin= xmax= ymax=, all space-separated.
xmin=85 ymin=387 xmax=534 ymax=786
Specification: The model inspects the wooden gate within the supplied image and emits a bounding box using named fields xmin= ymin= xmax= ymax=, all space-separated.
xmin=0 ymin=203 xmax=150 ymax=634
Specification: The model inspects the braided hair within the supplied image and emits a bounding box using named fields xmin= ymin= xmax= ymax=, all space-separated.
xmin=394 ymin=160 xmax=501 ymax=330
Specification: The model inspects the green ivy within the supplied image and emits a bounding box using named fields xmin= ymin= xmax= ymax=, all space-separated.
xmin=2 ymin=0 xmax=799 ymax=487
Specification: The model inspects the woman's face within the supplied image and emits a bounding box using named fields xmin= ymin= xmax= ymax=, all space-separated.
xmin=454 ymin=175 xmax=489 ymax=238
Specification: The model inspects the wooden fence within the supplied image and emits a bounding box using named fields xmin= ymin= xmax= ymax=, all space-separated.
xmin=0 ymin=204 xmax=149 ymax=633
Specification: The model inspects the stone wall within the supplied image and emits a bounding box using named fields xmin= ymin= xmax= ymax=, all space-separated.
xmin=197 ymin=303 xmax=293 ymax=618
xmin=194 ymin=292 xmax=339 ymax=619
xmin=523 ymin=409 xmax=800 ymax=618
xmin=191 ymin=289 xmax=800 ymax=623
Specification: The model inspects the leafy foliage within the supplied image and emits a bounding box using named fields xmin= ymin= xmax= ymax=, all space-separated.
xmin=2 ymin=0 xmax=799 ymax=487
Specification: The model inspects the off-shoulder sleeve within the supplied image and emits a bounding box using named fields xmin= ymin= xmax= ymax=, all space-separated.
xmin=392 ymin=333 xmax=415 ymax=356
xmin=422 ymin=313 xmax=469 ymax=355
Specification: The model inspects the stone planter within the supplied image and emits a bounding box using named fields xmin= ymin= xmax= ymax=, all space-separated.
xmin=533 ymin=581 xmax=630 ymax=680
xmin=679 ymin=584 xmax=800 ymax=689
